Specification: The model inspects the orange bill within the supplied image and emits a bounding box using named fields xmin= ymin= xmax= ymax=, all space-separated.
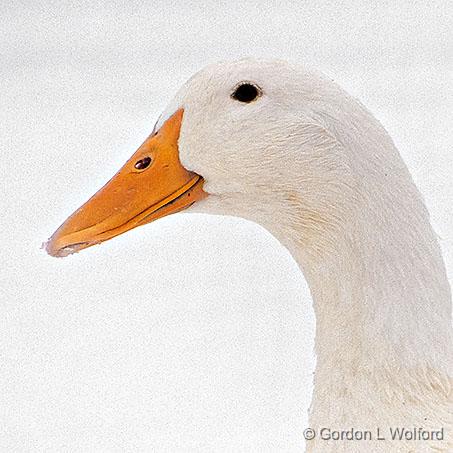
xmin=45 ymin=109 xmax=206 ymax=257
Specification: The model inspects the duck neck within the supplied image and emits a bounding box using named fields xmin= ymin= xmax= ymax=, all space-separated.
xmin=277 ymin=186 xmax=453 ymax=430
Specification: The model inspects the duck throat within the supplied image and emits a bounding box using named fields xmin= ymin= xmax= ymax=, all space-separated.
xmin=303 ymin=216 xmax=453 ymax=373
xmin=282 ymin=183 xmax=453 ymax=447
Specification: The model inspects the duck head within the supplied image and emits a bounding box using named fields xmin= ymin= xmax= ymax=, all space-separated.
xmin=46 ymin=59 xmax=373 ymax=258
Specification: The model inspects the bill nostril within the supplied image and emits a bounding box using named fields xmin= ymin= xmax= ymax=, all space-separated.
xmin=134 ymin=156 xmax=152 ymax=170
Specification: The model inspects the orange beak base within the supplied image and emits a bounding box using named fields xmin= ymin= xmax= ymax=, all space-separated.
xmin=45 ymin=109 xmax=206 ymax=257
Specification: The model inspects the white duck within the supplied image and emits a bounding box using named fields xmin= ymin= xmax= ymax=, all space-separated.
xmin=46 ymin=59 xmax=453 ymax=452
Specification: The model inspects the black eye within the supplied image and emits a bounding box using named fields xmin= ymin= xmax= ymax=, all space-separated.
xmin=134 ymin=156 xmax=152 ymax=170
xmin=231 ymin=83 xmax=261 ymax=103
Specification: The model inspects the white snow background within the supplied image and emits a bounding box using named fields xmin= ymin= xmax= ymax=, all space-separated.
xmin=1 ymin=1 xmax=452 ymax=451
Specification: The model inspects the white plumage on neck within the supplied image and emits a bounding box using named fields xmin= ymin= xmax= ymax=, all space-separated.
xmin=295 ymin=170 xmax=453 ymax=452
